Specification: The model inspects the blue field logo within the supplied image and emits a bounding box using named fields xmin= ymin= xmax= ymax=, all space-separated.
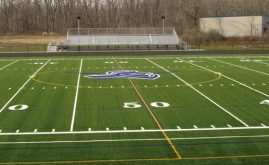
xmin=87 ymin=70 xmax=160 ymax=80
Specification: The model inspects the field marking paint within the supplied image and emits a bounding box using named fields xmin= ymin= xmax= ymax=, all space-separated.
xmin=112 ymin=57 xmax=182 ymax=159
xmin=0 ymin=60 xmax=18 ymax=70
xmin=1 ymin=126 xmax=269 ymax=136
xmin=1 ymin=56 xmax=269 ymax=62
xmin=4 ymin=133 xmax=269 ymax=145
xmin=256 ymin=61 xmax=269 ymax=66
xmin=70 ymin=59 xmax=83 ymax=132
xmin=182 ymin=60 xmax=269 ymax=98
xmin=210 ymin=58 xmax=269 ymax=76
xmin=146 ymin=59 xmax=249 ymax=127
xmin=0 ymin=60 xmax=51 ymax=112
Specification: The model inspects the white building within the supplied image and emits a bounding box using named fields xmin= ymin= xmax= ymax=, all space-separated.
xmin=199 ymin=16 xmax=269 ymax=37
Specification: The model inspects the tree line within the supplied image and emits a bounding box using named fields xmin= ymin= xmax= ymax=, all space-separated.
xmin=1 ymin=0 xmax=269 ymax=37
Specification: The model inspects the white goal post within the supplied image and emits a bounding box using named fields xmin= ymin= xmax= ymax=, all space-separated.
xmin=66 ymin=28 xmax=180 ymax=45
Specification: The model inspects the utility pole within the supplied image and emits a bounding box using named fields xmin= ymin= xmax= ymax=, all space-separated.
xmin=77 ymin=16 xmax=81 ymax=46
xmin=161 ymin=16 xmax=165 ymax=35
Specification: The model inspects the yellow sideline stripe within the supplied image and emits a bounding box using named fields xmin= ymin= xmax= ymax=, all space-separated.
xmin=2 ymin=154 xmax=269 ymax=164
xmin=112 ymin=57 xmax=182 ymax=159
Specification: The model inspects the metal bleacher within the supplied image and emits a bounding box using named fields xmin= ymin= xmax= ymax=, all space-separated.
xmin=66 ymin=28 xmax=180 ymax=46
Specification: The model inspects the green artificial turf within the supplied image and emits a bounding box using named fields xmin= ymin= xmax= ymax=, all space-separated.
xmin=0 ymin=55 xmax=268 ymax=164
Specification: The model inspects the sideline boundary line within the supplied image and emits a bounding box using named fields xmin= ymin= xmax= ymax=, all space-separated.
xmin=210 ymin=58 xmax=269 ymax=76
xmin=112 ymin=57 xmax=182 ymax=159
xmin=182 ymin=59 xmax=269 ymax=98
xmin=0 ymin=55 xmax=269 ymax=61
xmin=146 ymin=58 xmax=249 ymax=127
xmin=3 ymin=134 xmax=269 ymax=145
xmin=0 ymin=60 xmax=51 ymax=112
xmin=70 ymin=59 xmax=83 ymax=132
xmin=0 ymin=60 xmax=18 ymax=70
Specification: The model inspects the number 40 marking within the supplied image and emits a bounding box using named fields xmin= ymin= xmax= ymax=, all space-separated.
xmin=123 ymin=102 xmax=170 ymax=109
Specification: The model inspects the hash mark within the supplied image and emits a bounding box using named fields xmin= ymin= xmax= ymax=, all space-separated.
xmin=52 ymin=129 xmax=55 ymax=132
xmin=176 ymin=126 xmax=181 ymax=129
xmin=16 ymin=130 xmax=19 ymax=133
xmin=88 ymin=128 xmax=91 ymax=131
xmin=261 ymin=123 xmax=266 ymax=127
xmin=141 ymin=127 xmax=145 ymax=130
xmin=210 ymin=125 xmax=215 ymax=128
xmin=227 ymin=124 xmax=232 ymax=128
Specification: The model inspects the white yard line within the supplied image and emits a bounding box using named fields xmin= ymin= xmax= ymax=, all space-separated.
xmin=146 ymin=58 xmax=249 ymax=127
xmin=0 ymin=60 xmax=51 ymax=112
xmin=70 ymin=59 xmax=83 ymax=132
xmin=2 ymin=134 xmax=269 ymax=145
xmin=0 ymin=126 xmax=269 ymax=136
xmin=210 ymin=58 xmax=269 ymax=76
xmin=182 ymin=60 xmax=269 ymax=98
xmin=0 ymin=60 xmax=18 ymax=70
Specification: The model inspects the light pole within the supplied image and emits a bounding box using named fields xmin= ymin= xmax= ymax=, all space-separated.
xmin=77 ymin=16 xmax=81 ymax=46
xmin=161 ymin=16 xmax=165 ymax=35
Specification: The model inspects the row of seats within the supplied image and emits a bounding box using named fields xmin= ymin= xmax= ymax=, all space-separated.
xmin=67 ymin=35 xmax=178 ymax=45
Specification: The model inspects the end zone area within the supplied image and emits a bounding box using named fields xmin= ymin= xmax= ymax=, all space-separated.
xmin=0 ymin=55 xmax=268 ymax=164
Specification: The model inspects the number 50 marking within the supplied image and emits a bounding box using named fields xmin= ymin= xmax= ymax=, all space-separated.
xmin=123 ymin=102 xmax=170 ymax=109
